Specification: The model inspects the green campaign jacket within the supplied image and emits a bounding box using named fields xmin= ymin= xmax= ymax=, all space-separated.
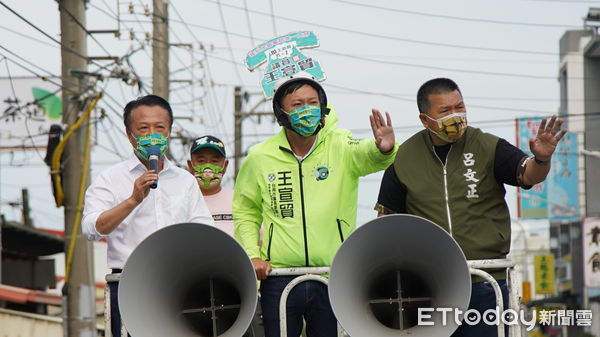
xmin=233 ymin=107 xmax=397 ymax=268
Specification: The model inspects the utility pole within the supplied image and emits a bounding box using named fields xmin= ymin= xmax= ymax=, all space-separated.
xmin=233 ymin=86 xmax=272 ymax=180
xmin=59 ymin=1 xmax=96 ymax=336
xmin=21 ymin=188 xmax=32 ymax=228
xmin=152 ymin=0 xmax=169 ymax=99
xmin=234 ymin=86 xmax=243 ymax=179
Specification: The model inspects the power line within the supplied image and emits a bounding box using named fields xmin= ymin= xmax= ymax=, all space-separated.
xmin=325 ymin=82 xmax=556 ymax=114
xmin=88 ymin=0 xmax=117 ymax=19
xmin=134 ymin=0 xmax=193 ymax=81
xmin=116 ymin=13 xmax=191 ymax=108
xmin=0 ymin=24 xmax=59 ymax=49
xmin=242 ymin=0 xmax=256 ymax=46
xmin=1 ymin=57 xmax=46 ymax=160
xmin=216 ymin=0 xmax=244 ymax=85
xmin=268 ymin=0 xmax=277 ymax=36
xmin=350 ymin=111 xmax=600 ymax=134
xmin=330 ymin=0 xmax=580 ymax=28
xmin=127 ymin=2 xmax=213 ymax=122
xmin=200 ymin=52 xmax=563 ymax=115
xmin=54 ymin=0 xmax=113 ymax=57
xmin=527 ymin=0 xmax=600 ymax=3
xmin=169 ymin=1 xmax=233 ymax=147
xmin=197 ymin=0 xmax=558 ymax=56
xmin=172 ymin=21 xmax=565 ymax=81
xmin=314 ymin=49 xmax=556 ymax=80
xmin=0 ymin=47 xmax=76 ymax=95
xmin=0 ymin=1 xmax=97 ymax=64
xmin=112 ymin=20 xmax=202 ymax=119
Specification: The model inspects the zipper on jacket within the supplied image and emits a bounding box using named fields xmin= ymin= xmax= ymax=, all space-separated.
xmin=433 ymin=146 xmax=454 ymax=237
xmin=279 ymin=146 xmax=310 ymax=266
xmin=297 ymin=161 xmax=309 ymax=266
xmin=266 ymin=223 xmax=274 ymax=262
xmin=336 ymin=219 xmax=345 ymax=243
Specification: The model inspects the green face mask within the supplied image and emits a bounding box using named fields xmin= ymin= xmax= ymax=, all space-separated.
xmin=193 ymin=163 xmax=224 ymax=189
xmin=134 ymin=133 xmax=168 ymax=161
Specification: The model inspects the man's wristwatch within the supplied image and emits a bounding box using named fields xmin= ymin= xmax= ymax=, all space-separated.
xmin=534 ymin=156 xmax=550 ymax=165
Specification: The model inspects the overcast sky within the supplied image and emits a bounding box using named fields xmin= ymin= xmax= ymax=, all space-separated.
xmin=0 ymin=0 xmax=597 ymax=233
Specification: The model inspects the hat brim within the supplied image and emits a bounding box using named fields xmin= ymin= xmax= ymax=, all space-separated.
xmin=191 ymin=144 xmax=226 ymax=157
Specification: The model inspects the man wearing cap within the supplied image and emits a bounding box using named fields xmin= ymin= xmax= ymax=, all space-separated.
xmin=233 ymin=75 xmax=397 ymax=337
xmin=188 ymin=135 xmax=234 ymax=236
xmin=82 ymin=95 xmax=214 ymax=336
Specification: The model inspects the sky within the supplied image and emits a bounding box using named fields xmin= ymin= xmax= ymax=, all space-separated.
xmin=0 ymin=0 xmax=597 ymax=235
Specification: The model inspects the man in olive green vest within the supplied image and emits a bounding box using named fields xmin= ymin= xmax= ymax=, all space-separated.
xmin=376 ymin=78 xmax=566 ymax=337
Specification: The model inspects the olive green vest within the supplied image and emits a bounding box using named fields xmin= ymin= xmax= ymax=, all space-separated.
xmin=394 ymin=127 xmax=511 ymax=280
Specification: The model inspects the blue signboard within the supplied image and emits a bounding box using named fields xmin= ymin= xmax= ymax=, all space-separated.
xmin=517 ymin=117 xmax=548 ymax=219
xmin=547 ymin=131 xmax=579 ymax=221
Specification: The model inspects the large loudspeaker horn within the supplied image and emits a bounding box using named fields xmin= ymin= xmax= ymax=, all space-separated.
xmin=329 ymin=214 xmax=471 ymax=337
xmin=119 ymin=223 xmax=258 ymax=337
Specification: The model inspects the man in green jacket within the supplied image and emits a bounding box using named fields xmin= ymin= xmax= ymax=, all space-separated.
xmin=376 ymin=77 xmax=566 ymax=337
xmin=234 ymin=76 xmax=397 ymax=337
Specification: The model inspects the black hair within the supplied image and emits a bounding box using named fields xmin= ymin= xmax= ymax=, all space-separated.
xmin=416 ymin=78 xmax=462 ymax=114
xmin=123 ymin=95 xmax=174 ymax=130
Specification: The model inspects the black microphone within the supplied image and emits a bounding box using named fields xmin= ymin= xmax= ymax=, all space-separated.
xmin=148 ymin=145 xmax=160 ymax=189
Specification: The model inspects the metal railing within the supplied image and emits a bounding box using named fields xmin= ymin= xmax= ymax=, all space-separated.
xmin=467 ymin=259 xmax=522 ymax=337
xmin=104 ymin=258 xmax=522 ymax=337
xmin=270 ymin=267 xmax=344 ymax=337
xmin=104 ymin=273 xmax=127 ymax=337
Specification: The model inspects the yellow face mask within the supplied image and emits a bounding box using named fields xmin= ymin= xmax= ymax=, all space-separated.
xmin=425 ymin=113 xmax=467 ymax=143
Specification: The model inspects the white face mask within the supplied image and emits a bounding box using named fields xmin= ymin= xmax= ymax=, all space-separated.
xmin=425 ymin=112 xmax=467 ymax=143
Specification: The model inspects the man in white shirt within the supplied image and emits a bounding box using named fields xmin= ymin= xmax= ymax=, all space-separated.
xmin=187 ymin=135 xmax=234 ymax=236
xmin=82 ymin=95 xmax=214 ymax=336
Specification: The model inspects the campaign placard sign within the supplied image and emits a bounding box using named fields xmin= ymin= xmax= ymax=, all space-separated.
xmin=245 ymin=31 xmax=325 ymax=99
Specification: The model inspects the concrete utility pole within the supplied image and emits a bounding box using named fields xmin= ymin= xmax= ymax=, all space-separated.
xmin=21 ymin=188 xmax=32 ymax=228
xmin=234 ymin=86 xmax=244 ymax=179
xmin=233 ymin=86 xmax=272 ymax=180
xmin=152 ymin=0 xmax=169 ymax=99
xmin=59 ymin=0 xmax=97 ymax=336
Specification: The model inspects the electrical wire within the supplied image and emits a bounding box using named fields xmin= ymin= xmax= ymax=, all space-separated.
xmin=197 ymin=0 xmax=558 ymax=56
xmin=54 ymin=0 xmax=114 ymax=57
xmin=216 ymin=0 xmax=245 ymax=85
xmin=0 ymin=24 xmax=59 ymax=49
xmin=122 ymin=8 xmax=192 ymax=108
xmin=0 ymin=45 xmax=80 ymax=95
xmin=200 ymin=52 xmax=557 ymax=115
xmin=268 ymin=0 xmax=277 ymax=36
xmin=329 ymin=0 xmax=580 ymax=28
xmin=169 ymin=2 xmax=233 ymax=146
xmin=2 ymin=57 xmax=46 ymax=160
xmin=325 ymin=82 xmax=556 ymax=114
xmin=242 ymin=0 xmax=256 ymax=46
xmin=174 ymin=21 xmax=572 ymax=81
xmin=0 ymin=1 xmax=101 ymax=65
xmin=314 ymin=49 xmax=556 ymax=80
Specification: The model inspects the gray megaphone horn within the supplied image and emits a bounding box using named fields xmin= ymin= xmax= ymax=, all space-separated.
xmin=118 ymin=223 xmax=258 ymax=337
xmin=328 ymin=214 xmax=471 ymax=337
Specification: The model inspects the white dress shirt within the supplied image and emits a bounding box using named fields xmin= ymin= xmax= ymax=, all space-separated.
xmin=82 ymin=152 xmax=214 ymax=269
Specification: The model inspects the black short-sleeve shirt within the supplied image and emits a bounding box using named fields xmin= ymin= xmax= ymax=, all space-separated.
xmin=377 ymin=138 xmax=528 ymax=213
